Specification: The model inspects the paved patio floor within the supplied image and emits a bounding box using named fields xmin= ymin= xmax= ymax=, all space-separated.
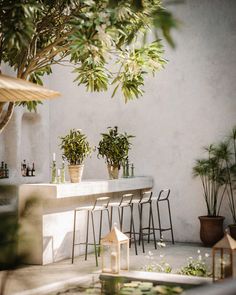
xmin=0 ymin=242 xmax=211 ymax=295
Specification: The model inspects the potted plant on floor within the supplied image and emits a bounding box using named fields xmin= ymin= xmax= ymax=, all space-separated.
xmin=193 ymin=144 xmax=227 ymax=246
xmin=97 ymin=126 xmax=134 ymax=179
xmin=223 ymin=127 xmax=236 ymax=239
xmin=60 ymin=129 xmax=92 ymax=183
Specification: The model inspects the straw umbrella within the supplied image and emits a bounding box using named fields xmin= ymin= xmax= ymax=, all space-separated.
xmin=0 ymin=74 xmax=60 ymax=133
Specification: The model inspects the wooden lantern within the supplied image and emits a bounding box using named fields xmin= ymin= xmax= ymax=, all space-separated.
xmin=101 ymin=225 xmax=129 ymax=274
xmin=212 ymin=233 xmax=236 ymax=281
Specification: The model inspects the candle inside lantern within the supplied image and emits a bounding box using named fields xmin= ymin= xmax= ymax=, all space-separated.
xmin=57 ymin=169 xmax=61 ymax=177
xmin=111 ymin=251 xmax=118 ymax=274
xmin=53 ymin=153 xmax=56 ymax=161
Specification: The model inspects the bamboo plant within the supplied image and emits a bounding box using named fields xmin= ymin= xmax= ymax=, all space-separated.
xmin=193 ymin=144 xmax=227 ymax=217
xmin=223 ymin=127 xmax=236 ymax=223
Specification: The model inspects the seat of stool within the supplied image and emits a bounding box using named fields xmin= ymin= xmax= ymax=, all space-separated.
xmin=108 ymin=201 xmax=131 ymax=207
xmin=75 ymin=205 xmax=106 ymax=211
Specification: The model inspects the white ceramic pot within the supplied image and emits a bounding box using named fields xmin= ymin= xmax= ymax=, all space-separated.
xmin=68 ymin=164 xmax=84 ymax=183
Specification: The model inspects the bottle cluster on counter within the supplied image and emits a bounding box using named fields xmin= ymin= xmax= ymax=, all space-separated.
xmin=0 ymin=161 xmax=9 ymax=179
xmin=21 ymin=160 xmax=35 ymax=177
xmin=122 ymin=157 xmax=135 ymax=178
xmin=51 ymin=153 xmax=65 ymax=184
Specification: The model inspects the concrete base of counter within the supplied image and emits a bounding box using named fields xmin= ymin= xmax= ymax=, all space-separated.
xmin=18 ymin=177 xmax=153 ymax=265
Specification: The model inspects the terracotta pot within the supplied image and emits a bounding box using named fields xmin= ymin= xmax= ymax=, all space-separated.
xmin=68 ymin=164 xmax=84 ymax=183
xmin=107 ymin=164 xmax=119 ymax=179
xmin=199 ymin=216 xmax=225 ymax=246
xmin=228 ymin=224 xmax=236 ymax=240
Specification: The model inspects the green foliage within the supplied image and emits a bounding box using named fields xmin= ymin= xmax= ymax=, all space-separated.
xmin=193 ymin=125 xmax=236 ymax=217
xmin=97 ymin=126 xmax=134 ymax=168
xmin=178 ymin=252 xmax=210 ymax=277
xmin=119 ymin=282 xmax=183 ymax=294
xmin=142 ymin=251 xmax=172 ymax=274
xmin=60 ymin=129 xmax=92 ymax=165
xmin=0 ymin=0 xmax=178 ymax=111
xmin=0 ymin=186 xmax=40 ymax=294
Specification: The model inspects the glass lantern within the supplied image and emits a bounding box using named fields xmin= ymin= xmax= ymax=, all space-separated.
xmin=212 ymin=233 xmax=236 ymax=281
xmin=101 ymin=225 xmax=129 ymax=274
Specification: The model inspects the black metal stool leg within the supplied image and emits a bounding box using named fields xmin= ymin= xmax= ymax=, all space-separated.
xmin=147 ymin=204 xmax=151 ymax=243
xmin=131 ymin=204 xmax=138 ymax=255
xmin=91 ymin=211 xmax=98 ymax=267
xmin=138 ymin=204 xmax=145 ymax=253
xmin=120 ymin=207 xmax=124 ymax=231
xmin=167 ymin=199 xmax=175 ymax=244
xmin=129 ymin=206 xmax=133 ymax=243
xmin=98 ymin=210 xmax=103 ymax=257
xmin=106 ymin=209 xmax=111 ymax=231
xmin=150 ymin=204 xmax=157 ymax=249
xmin=156 ymin=201 xmax=162 ymax=240
xmin=110 ymin=206 xmax=113 ymax=228
xmin=71 ymin=210 xmax=77 ymax=264
xmin=138 ymin=204 xmax=142 ymax=246
xmin=85 ymin=210 xmax=90 ymax=261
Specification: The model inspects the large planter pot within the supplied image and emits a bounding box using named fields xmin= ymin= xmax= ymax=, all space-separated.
xmin=68 ymin=164 xmax=84 ymax=183
xmin=107 ymin=164 xmax=119 ymax=179
xmin=228 ymin=224 xmax=236 ymax=240
xmin=199 ymin=216 xmax=225 ymax=246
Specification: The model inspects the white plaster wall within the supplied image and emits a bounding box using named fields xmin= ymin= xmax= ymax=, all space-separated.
xmin=48 ymin=0 xmax=236 ymax=242
xmin=0 ymin=65 xmax=51 ymax=185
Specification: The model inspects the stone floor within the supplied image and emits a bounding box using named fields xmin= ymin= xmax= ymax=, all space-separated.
xmin=0 ymin=242 xmax=212 ymax=295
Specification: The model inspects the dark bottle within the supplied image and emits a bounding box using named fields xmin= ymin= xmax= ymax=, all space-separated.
xmin=31 ymin=163 xmax=35 ymax=176
xmin=22 ymin=160 xmax=27 ymax=177
xmin=26 ymin=164 xmax=30 ymax=177
xmin=0 ymin=161 xmax=4 ymax=178
xmin=4 ymin=163 xmax=9 ymax=178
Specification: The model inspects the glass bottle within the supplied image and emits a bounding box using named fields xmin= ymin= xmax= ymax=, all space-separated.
xmin=31 ymin=162 xmax=35 ymax=177
xmin=125 ymin=158 xmax=129 ymax=178
xmin=131 ymin=163 xmax=134 ymax=177
xmin=51 ymin=160 xmax=57 ymax=183
xmin=60 ymin=161 xmax=65 ymax=183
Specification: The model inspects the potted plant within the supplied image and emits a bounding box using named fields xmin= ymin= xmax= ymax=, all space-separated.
xmin=60 ymin=129 xmax=92 ymax=183
xmin=193 ymin=144 xmax=227 ymax=246
xmin=97 ymin=126 xmax=134 ymax=179
xmin=223 ymin=127 xmax=236 ymax=239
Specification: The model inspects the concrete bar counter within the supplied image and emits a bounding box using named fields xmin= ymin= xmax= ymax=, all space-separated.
xmin=18 ymin=177 xmax=153 ymax=265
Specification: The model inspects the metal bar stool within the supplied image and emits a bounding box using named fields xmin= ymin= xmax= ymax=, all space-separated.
xmin=155 ymin=189 xmax=175 ymax=244
xmin=109 ymin=193 xmax=138 ymax=255
xmin=137 ymin=191 xmax=157 ymax=252
xmin=71 ymin=196 xmax=111 ymax=266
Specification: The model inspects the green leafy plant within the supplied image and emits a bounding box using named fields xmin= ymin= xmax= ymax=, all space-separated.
xmin=0 ymin=0 xmax=179 ymax=133
xmin=0 ymin=185 xmax=39 ymax=295
xmin=193 ymin=126 xmax=236 ymax=218
xmin=178 ymin=250 xmax=210 ymax=277
xmin=223 ymin=127 xmax=236 ymax=224
xmin=60 ymin=129 xmax=92 ymax=165
xmin=142 ymin=251 xmax=172 ymax=274
xmin=193 ymin=144 xmax=227 ymax=216
xmin=97 ymin=126 xmax=134 ymax=168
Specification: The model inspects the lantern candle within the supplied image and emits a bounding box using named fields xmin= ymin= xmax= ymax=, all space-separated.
xmin=111 ymin=251 xmax=118 ymax=274
xmin=53 ymin=153 xmax=56 ymax=161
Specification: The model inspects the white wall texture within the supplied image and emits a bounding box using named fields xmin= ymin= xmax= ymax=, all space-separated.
xmin=1 ymin=0 xmax=236 ymax=243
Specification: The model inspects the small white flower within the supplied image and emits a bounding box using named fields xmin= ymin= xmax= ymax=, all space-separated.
xmin=197 ymin=249 xmax=201 ymax=254
xmin=148 ymin=251 xmax=153 ymax=256
xmin=205 ymin=253 xmax=210 ymax=258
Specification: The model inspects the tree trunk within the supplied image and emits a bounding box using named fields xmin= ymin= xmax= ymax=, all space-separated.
xmin=0 ymin=102 xmax=15 ymax=134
